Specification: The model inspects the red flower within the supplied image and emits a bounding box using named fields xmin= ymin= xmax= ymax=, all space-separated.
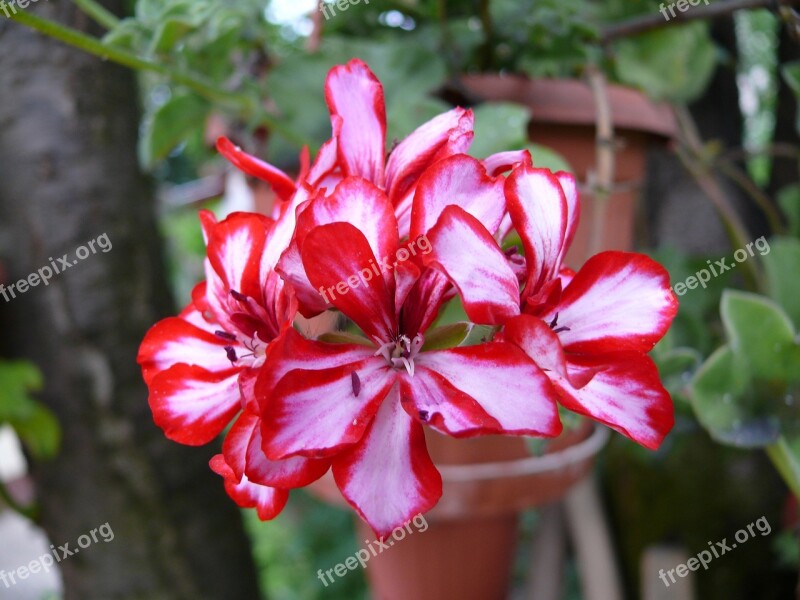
xmin=138 ymin=210 xmax=321 ymax=518
xmin=257 ymin=180 xmax=561 ymax=535
xmin=423 ymin=161 xmax=679 ymax=449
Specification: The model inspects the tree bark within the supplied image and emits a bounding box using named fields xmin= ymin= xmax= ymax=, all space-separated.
xmin=0 ymin=2 xmax=261 ymax=599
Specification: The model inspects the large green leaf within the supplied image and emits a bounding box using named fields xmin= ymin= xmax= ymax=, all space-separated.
xmin=762 ymin=236 xmax=800 ymax=329
xmin=139 ymin=93 xmax=210 ymax=168
xmin=691 ymin=291 xmax=800 ymax=449
xmin=720 ymin=290 xmax=800 ymax=383
xmin=613 ymin=21 xmax=717 ymax=102
xmin=690 ymin=346 xmax=779 ymax=448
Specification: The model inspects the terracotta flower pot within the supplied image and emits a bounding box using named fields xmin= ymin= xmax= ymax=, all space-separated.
xmin=309 ymin=424 xmax=609 ymax=600
xmin=459 ymin=75 xmax=677 ymax=265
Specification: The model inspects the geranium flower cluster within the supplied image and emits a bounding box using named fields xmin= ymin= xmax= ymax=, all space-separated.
xmin=138 ymin=59 xmax=678 ymax=535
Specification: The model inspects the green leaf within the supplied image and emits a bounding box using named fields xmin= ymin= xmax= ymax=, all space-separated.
xmin=316 ymin=331 xmax=372 ymax=346
xmin=139 ymin=93 xmax=210 ymax=168
xmin=781 ymin=61 xmax=800 ymax=134
xmin=0 ymin=361 xmax=43 ymax=421
xmin=762 ymin=236 xmax=800 ymax=329
xmin=690 ymin=346 xmax=779 ymax=448
xmin=102 ymin=18 xmax=146 ymax=51
xmin=777 ymin=185 xmax=800 ymax=238
xmin=13 ymin=404 xmax=61 ymax=460
xmin=613 ymin=22 xmax=717 ymax=102
xmin=690 ymin=292 xmax=800 ymax=449
xmin=721 ymin=290 xmax=800 ymax=382
xmin=422 ymin=323 xmax=472 ymax=351
xmin=469 ymin=103 xmax=529 ymax=159
xmin=149 ymin=18 xmax=197 ymax=55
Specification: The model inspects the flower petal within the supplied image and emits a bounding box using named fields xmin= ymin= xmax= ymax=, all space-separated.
xmin=257 ymin=328 xmax=377 ymax=400
xmin=424 ymin=205 xmax=520 ymax=325
xmin=555 ymin=171 xmax=580 ymax=267
xmin=410 ymin=154 xmax=506 ymax=239
xmin=307 ymin=116 xmax=343 ymax=187
xmin=295 ymin=177 xmax=399 ymax=291
xmin=333 ymin=389 xmax=442 ymax=536
xmin=385 ymin=107 xmax=474 ymax=204
xmin=544 ymin=251 xmax=678 ymax=354
xmin=411 ymin=343 xmax=562 ymax=437
xmin=261 ymin=354 xmax=394 ymax=460
xmin=325 ymin=59 xmax=386 ymax=185
xmin=204 ymin=212 xmax=273 ymax=333
xmin=500 ymin=314 xmax=599 ymax=389
xmin=138 ymin=312 xmax=235 ymax=384
xmin=301 ymin=223 xmax=396 ymax=342
xmin=505 ymin=164 xmax=568 ymax=298
xmin=481 ymin=149 xmax=531 ymax=177
xmin=223 ymin=411 xmax=329 ymax=488
xmin=209 ymin=454 xmax=289 ymax=521
xmin=148 ymin=364 xmax=242 ymax=446
xmin=557 ymin=353 xmax=674 ymax=450
xmin=399 ymin=267 xmax=454 ymax=339
xmin=216 ymin=137 xmax=296 ymax=202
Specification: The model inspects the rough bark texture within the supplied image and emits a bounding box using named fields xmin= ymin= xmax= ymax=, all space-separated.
xmin=0 ymin=2 xmax=260 ymax=599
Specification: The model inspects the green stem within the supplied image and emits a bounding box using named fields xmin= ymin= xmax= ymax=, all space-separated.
xmin=766 ymin=438 xmax=800 ymax=499
xmin=9 ymin=9 xmax=245 ymax=108
xmin=72 ymin=0 xmax=119 ymax=29
xmin=0 ymin=480 xmax=38 ymax=521
xmin=7 ymin=9 xmax=315 ymax=149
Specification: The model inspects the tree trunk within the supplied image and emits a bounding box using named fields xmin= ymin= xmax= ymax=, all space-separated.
xmin=0 ymin=2 xmax=261 ymax=599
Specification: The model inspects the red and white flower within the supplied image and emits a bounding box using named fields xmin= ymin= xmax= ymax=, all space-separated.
xmin=140 ymin=58 xmax=679 ymax=532
xmin=423 ymin=162 xmax=679 ymax=449
xmin=256 ymin=179 xmax=562 ymax=535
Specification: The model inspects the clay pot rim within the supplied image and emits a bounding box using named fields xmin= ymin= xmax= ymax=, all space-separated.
xmin=458 ymin=73 xmax=678 ymax=139
xmin=437 ymin=424 xmax=609 ymax=482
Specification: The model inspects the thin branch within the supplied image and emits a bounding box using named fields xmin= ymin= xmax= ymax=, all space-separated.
xmin=716 ymin=159 xmax=786 ymax=233
xmin=602 ymin=0 xmax=800 ymax=42
xmin=72 ymin=0 xmax=119 ymax=30
xmin=720 ymin=142 xmax=800 ymax=163
xmin=7 ymin=9 xmax=315 ymax=150
xmin=673 ymin=105 xmax=762 ymax=289
xmin=586 ymin=66 xmax=615 ymax=257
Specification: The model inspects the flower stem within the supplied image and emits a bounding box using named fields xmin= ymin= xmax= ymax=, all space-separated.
xmin=766 ymin=438 xmax=800 ymax=499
